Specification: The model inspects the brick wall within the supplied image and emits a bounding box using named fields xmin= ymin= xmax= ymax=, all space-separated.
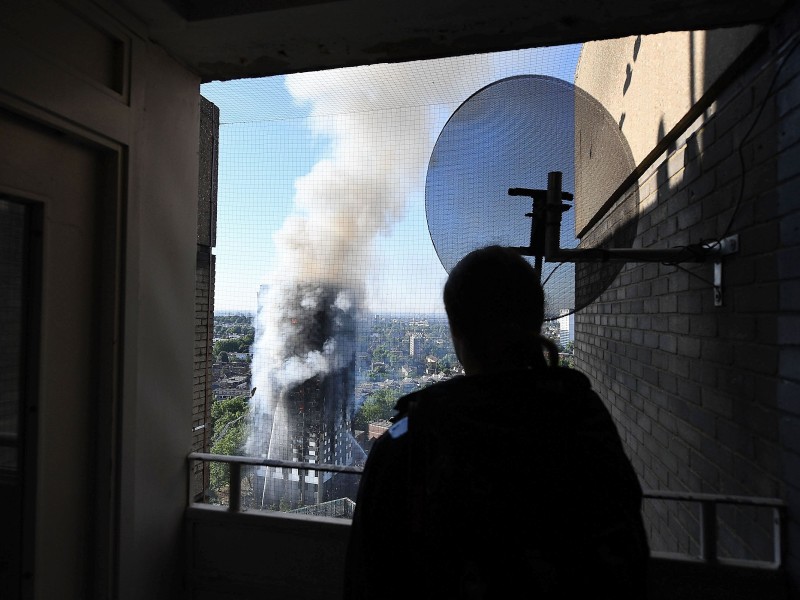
xmin=575 ymin=6 xmax=800 ymax=590
xmin=191 ymin=96 xmax=219 ymax=500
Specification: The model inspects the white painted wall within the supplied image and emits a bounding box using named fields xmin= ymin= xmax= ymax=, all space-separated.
xmin=0 ymin=1 xmax=200 ymax=597
xmin=118 ymin=38 xmax=200 ymax=599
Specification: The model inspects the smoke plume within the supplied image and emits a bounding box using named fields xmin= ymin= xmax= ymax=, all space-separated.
xmin=245 ymin=54 xmax=551 ymax=471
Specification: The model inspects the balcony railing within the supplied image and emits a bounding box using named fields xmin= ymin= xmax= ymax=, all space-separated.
xmin=188 ymin=452 xmax=786 ymax=567
xmin=186 ymin=453 xmax=789 ymax=600
xmin=188 ymin=452 xmax=362 ymax=512
xmin=643 ymin=489 xmax=786 ymax=568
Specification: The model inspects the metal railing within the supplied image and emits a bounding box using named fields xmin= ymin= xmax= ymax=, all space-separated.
xmin=188 ymin=453 xmax=787 ymax=568
xmin=643 ymin=489 xmax=786 ymax=568
xmin=188 ymin=452 xmax=362 ymax=512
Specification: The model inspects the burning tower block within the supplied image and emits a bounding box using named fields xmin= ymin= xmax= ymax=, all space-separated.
xmin=249 ymin=283 xmax=361 ymax=510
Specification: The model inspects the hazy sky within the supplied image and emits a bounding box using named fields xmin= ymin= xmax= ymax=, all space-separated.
xmin=201 ymin=45 xmax=582 ymax=315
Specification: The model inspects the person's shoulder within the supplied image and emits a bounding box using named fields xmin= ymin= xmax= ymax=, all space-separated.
xmin=363 ymin=415 xmax=410 ymax=467
xmin=386 ymin=414 xmax=409 ymax=439
xmin=392 ymin=375 xmax=469 ymax=418
xmin=370 ymin=380 xmax=471 ymax=449
xmin=541 ymin=367 xmax=611 ymax=412
xmin=500 ymin=366 xmax=610 ymax=422
xmin=534 ymin=365 xmax=593 ymax=392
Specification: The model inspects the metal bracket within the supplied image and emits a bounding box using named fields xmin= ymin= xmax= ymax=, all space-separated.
xmin=707 ymin=235 xmax=739 ymax=307
xmin=509 ymin=173 xmax=741 ymax=307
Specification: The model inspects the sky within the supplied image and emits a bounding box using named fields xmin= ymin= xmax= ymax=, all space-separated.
xmin=201 ymin=45 xmax=582 ymax=316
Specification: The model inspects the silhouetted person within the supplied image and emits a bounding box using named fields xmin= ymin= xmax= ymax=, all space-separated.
xmin=343 ymin=245 xmax=649 ymax=599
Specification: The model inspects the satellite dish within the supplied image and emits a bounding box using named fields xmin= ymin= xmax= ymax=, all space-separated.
xmin=424 ymin=74 xmax=639 ymax=320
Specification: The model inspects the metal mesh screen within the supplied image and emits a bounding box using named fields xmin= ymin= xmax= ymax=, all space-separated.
xmin=199 ymin=47 xmax=588 ymax=509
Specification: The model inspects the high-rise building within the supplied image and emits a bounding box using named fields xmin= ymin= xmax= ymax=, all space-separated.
xmin=558 ymin=309 xmax=574 ymax=348
xmin=251 ymin=283 xmax=361 ymax=509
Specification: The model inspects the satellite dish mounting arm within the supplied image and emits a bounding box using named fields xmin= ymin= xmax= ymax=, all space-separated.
xmin=510 ymin=171 xmax=739 ymax=306
xmin=507 ymin=184 xmax=571 ymax=278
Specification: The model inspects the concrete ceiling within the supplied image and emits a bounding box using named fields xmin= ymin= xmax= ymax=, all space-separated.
xmin=111 ymin=0 xmax=791 ymax=82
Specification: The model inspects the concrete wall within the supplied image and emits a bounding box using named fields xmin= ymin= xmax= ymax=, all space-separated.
xmin=185 ymin=506 xmax=351 ymax=600
xmin=0 ymin=1 xmax=201 ymax=597
xmin=184 ymin=502 xmax=789 ymax=600
xmin=575 ymin=6 xmax=800 ymax=593
xmin=119 ymin=34 xmax=200 ymax=600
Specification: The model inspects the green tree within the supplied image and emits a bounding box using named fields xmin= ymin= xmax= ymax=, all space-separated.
xmin=209 ymin=395 xmax=250 ymax=492
xmin=239 ymin=333 xmax=254 ymax=351
xmin=371 ymin=343 xmax=389 ymax=364
xmin=559 ymin=341 xmax=574 ymax=368
xmin=353 ymin=388 xmax=399 ymax=430
xmin=441 ymin=353 xmax=459 ymax=369
xmin=213 ymin=338 xmax=241 ymax=356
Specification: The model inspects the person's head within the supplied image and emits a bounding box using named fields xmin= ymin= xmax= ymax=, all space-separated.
xmin=443 ymin=245 xmax=550 ymax=374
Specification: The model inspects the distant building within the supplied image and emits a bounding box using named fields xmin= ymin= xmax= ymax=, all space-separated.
xmin=368 ymin=420 xmax=391 ymax=441
xmin=558 ymin=309 xmax=574 ymax=348
xmin=252 ymin=283 xmax=359 ymax=509
xmin=425 ymin=355 xmax=438 ymax=375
